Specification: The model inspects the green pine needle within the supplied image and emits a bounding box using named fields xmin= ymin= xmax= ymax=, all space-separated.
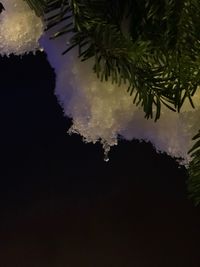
xmin=24 ymin=0 xmax=200 ymax=205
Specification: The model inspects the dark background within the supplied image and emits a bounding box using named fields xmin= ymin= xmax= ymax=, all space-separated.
xmin=0 ymin=52 xmax=199 ymax=267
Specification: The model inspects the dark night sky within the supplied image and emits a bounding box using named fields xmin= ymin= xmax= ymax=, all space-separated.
xmin=0 ymin=52 xmax=200 ymax=267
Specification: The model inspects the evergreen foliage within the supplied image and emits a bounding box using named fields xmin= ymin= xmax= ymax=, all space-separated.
xmin=188 ymin=131 xmax=200 ymax=205
xmin=25 ymin=0 xmax=47 ymax=16
xmin=24 ymin=0 xmax=200 ymax=205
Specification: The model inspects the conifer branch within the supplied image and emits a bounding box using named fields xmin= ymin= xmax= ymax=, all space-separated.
xmin=24 ymin=0 xmax=200 ymax=204
xmin=188 ymin=130 xmax=200 ymax=206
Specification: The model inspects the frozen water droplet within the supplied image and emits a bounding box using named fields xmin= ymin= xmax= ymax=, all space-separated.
xmin=104 ymin=153 xmax=109 ymax=162
xmin=102 ymin=141 xmax=110 ymax=162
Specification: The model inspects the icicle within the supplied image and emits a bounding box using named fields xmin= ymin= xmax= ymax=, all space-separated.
xmin=102 ymin=141 xmax=111 ymax=162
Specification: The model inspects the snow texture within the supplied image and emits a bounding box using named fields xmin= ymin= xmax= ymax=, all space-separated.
xmin=1 ymin=0 xmax=200 ymax=164
xmin=0 ymin=0 xmax=43 ymax=55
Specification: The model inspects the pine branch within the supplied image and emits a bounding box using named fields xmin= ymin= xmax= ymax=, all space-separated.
xmin=25 ymin=1 xmax=200 ymax=120
xmin=24 ymin=0 xmax=200 ymax=204
xmin=24 ymin=0 xmax=48 ymax=16
xmin=188 ymin=130 xmax=200 ymax=206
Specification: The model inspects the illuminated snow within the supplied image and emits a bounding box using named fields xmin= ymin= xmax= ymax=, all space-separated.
xmin=1 ymin=0 xmax=200 ymax=164
xmin=0 ymin=0 xmax=43 ymax=55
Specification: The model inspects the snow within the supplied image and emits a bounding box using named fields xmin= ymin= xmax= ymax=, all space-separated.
xmin=0 ymin=0 xmax=43 ymax=55
xmin=1 ymin=0 xmax=200 ymax=164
